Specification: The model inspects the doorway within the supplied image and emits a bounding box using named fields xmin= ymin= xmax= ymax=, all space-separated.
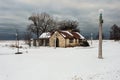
xmin=56 ymin=38 xmax=59 ymax=47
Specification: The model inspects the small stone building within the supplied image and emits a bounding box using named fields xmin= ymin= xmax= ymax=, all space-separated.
xmin=49 ymin=30 xmax=85 ymax=47
xmin=39 ymin=32 xmax=51 ymax=46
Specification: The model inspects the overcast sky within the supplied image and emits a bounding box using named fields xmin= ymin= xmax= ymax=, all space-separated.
xmin=0 ymin=0 xmax=120 ymax=39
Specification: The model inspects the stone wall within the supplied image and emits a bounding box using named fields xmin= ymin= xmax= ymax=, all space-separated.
xmin=65 ymin=39 xmax=79 ymax=47
xmin=49 ymin=31 xmax=81 ymax=47
xmin=49 ymin=31 xmax=66 ymax=47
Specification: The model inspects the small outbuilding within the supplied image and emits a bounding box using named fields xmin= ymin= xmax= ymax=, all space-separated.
xmin=39 ymin=32 xmax=51 ymax=46
xmin=49 ymin=30 xmax=85 ymax=47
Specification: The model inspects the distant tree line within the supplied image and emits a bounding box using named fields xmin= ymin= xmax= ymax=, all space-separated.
xmin=58 ymin=20 xmax=80 ymax=32
xmin=110 ymin=24 xmax=120 ymax=41
xmin=25 ymin=12 xmax=120 ymax=45
xmin=26 ymin=12 xmax=80 ymax=40
xmin=94 ymin=24 xmax=120 ymax=40
xmin=24 ymin=12 xmax=80 ymax=46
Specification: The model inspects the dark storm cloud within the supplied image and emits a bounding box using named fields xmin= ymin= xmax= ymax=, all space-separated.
xmin=0 ymin=0 xmax=120 ymax=39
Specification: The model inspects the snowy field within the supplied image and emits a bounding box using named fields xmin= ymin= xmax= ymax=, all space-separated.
xmin=0 ymin=40 xmax=120 ymax=80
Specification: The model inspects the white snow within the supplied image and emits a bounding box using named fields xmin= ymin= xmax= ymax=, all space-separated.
xmin=61 ymin=31 xmax=85 ymax=39
xmin=61 ymin=33 xmax=66 ymax=37
xmin=39 ymin=32 xmax=51 ymax=39
xmin=61 ymin=31 xmax=73 ymax=36
xmin=0 ymin=40 xmax=120 ymax=80
xmin=75 ymin=32 xmax=85 ymax=39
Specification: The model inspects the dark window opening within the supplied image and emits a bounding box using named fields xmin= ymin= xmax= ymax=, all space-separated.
xmin=69 ymin=38 xmax=74 ymax=43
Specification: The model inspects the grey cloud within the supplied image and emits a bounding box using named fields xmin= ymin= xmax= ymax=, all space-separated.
xmin=0 ymin=0 xmax=120 ymax=39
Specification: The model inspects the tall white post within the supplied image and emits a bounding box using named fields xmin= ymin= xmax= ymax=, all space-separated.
xmin=16 ymin=32 xmax=19 ymax=53
xmin=15 ymin=30 xmax=22 ymax=54
xmin=98 ymin=9 xmax=104 ymax=59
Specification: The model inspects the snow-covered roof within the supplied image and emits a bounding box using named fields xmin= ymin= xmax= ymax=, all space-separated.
xmin=61 ymin=31 xmax=73 ymax=36
xmin=39 ymin=32 xmax=51 ymax=39
xmin=58 ymin=30 xmax=85 ymax=39
xmin=75 ymin=32 xmax=85 ymax=39
xmin=61 ymin=33 xmax=66 ymax=37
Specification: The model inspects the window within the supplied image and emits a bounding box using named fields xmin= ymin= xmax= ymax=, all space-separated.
xmin=69 ymin=38 xmax=74 ymax=43
xmin=79 ymin=39 xmax=82 ymax=43
xmin=75 ymin=39 xmax=77 ymax=43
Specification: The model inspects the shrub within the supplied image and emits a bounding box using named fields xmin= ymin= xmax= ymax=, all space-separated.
xmin=80 ymin=40 xmax=89 ymax=47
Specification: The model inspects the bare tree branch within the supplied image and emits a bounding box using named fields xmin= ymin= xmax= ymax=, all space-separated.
xmin=58 ymin=20 xmax=80 ymax=32
xmin=27 ymin=12 xmax=57 ymax=39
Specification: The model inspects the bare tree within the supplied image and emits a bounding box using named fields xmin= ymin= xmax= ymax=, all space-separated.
xmin=27 ymin=12 xmax=57 ymax=39
xmin=110 ymin=24 xmax=120 ymax=41
xmin=58 ymin=20 xmax=80 ymax=32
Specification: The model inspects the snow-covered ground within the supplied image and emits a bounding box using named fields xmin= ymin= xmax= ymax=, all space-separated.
xmin=0 ymin=40 xmax=120 ymax=80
